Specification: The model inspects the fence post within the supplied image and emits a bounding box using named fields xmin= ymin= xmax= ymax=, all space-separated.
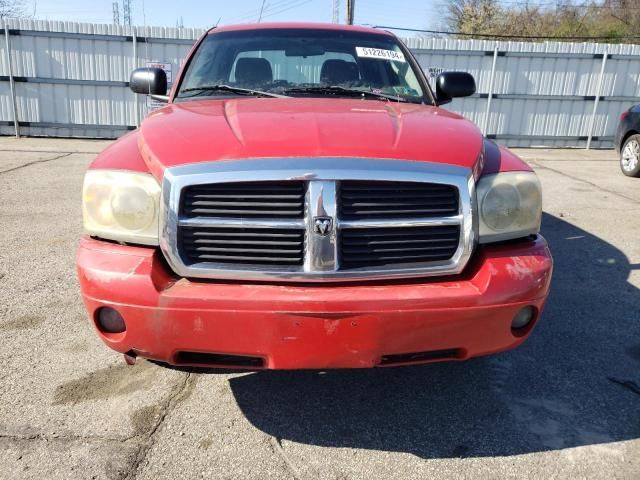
xmin=482 ymin=46 xmax=498 ymax=136
xmin=3 ymin=19 xmax=20 ymax=138
xmin=586 ymin=51 xmax=608 ymax=150
xmin=132 ymin=26 xmax=140 ymax=127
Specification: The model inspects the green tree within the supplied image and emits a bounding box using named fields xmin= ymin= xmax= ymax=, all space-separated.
xmin=441 ymin=0 xmax=639 ymax=43
xmin=444 ymin=0 xmax=502 ymax=36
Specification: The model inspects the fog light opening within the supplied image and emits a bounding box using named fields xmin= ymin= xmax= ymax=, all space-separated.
xmin=96 ymin=307 xmax=126 ymax=334
xmin=511 ymin=306 xmax=536 ymax=334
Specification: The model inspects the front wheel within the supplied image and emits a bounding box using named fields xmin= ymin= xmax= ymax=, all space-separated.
xmin=620 ymin=134 xmax=640 ymax=177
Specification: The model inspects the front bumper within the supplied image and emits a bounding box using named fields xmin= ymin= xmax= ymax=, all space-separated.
xmin=77 ymin=235 xmax=553 ymax=369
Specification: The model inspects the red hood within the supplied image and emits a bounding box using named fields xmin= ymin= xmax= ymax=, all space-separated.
xmin=138 ymin=98 xmax=483 ymax=179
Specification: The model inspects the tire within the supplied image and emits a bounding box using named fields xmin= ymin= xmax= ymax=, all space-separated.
xmin=620 ymin=134 xmax=640 ymax=177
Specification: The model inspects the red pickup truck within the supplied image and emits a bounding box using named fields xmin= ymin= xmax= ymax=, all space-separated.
xmin=77 ymin=23 xmax=552 ymax=369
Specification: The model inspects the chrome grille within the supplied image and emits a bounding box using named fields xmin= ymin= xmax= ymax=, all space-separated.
xmin=340 ymin=225 xmax=461 ymax=268
xmin=181 ymin=181 xmax=305 ymax=218
xmin=339 ymin=181 xmax=459 ymax=219
xmin=161 ymin=158 xmax=475 ymax=282
xmin=180 ymin=226 xmax=305 ymax=266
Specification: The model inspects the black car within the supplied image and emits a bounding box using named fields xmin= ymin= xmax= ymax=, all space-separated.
xmin=615 ymin=104 xmax=640 ymax=177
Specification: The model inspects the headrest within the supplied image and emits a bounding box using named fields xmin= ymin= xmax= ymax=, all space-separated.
xmin=320 ymin=59 xmax=360 ymax=84
xmin=235 ymin=57 xmax=273 ymax=84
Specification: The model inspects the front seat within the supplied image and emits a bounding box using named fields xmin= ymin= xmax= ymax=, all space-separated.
xmin=235 ymin=58 xmax=273 ymax=85
xmin=320 ymin=59 xmax=360 ymax=84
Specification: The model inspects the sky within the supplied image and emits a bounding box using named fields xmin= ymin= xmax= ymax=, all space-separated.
xmin=28 ymin=0 xmax=438 ymax=33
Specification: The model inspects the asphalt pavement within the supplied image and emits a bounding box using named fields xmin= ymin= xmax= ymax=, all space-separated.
xmin=0 ymin=138 xmax=638 ymax=479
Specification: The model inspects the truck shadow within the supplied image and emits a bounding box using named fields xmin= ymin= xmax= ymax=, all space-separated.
xmin=226 ymin=212 xmax=640 ymax=458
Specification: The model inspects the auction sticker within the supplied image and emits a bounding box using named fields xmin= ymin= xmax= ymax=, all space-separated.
xmin=146 ymin=61 xmax=173 ymax=83
xmin=356 ymin=47 xmax=405 ymax=63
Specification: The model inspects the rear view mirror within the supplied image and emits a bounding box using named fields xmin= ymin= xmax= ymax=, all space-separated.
xmin=285 ymin=43 xmax=325 ymax=57
xmin=435 ymin=71 xmax=476 ymax=105
xmin=130 ymin=68 xmax=168 ymax=98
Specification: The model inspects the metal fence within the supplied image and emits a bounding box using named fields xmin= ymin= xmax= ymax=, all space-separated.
xmin=1 ymin=18 xmax=639 ymax=148
xmin=0 ymin=18 xmax=201 ymax=139
xmin=405 ymin=37 xmax=640 ymax=148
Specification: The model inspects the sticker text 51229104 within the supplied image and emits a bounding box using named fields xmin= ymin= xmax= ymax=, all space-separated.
xmin=355 ymin=47 xmax=406 ymax=63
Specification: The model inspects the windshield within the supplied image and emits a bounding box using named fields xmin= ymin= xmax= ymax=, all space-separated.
xmin=177 ymin=28 xmax=427 ymax=103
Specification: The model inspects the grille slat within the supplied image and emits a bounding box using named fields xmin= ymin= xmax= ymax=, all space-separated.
xmin=182 ymin=181 xmax=305 ymax=218
xmin=346 ymin=201 xmax=458 ymax=207
xmin=342 ymin=244 xmax=458 ymax=254
xmin=341 ymin=184 xmax=453 ymax=192
xmin=188 ymin=194 xmax=303 ymax=199
xmin=186 ymin=239 xmax=302 ymax=246
xmin=186 ymin=208 xmax=302 ymax=216
xmin=342 ymin=237 xmax=458 ymax=246
xmin=185 ymin=230 xmax=302 ymax=239
xmin=341 ymin=193 xmax=455 ymax=200
xmin=192 ymin=254 xmax=303 ymax=264
xmin=187 ymin=184 xmax=303 ymax=192
xmin=342 ymin=227 xmax=459 ymax=239
xmin=344 ymin=208 xmax=457 ymax=216
xmin=189 ymin=200 xmax=302 ymax=208
xmin=340 ymin=180 xmax=459 ymax=220
xmin=340 ymin=253 xmax=456 ymax=263
xmin=185 ymin=246 xmax=303 ymax=255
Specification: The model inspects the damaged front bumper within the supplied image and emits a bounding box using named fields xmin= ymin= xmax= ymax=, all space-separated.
xmin=77 ymin=235 xmax=553 ymax=369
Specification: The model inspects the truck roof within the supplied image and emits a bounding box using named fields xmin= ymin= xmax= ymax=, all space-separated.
xmin=209 ymin=22 xmax=395 ymax=37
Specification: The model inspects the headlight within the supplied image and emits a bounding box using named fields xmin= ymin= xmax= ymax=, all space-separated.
xmin=477 ymin=172 xmax=542 ymax=244
xmin=83 ymin=170 xmax=161 ymax=245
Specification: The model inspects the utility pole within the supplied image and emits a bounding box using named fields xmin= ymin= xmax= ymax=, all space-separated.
xmin=258 ymin=0 xmax=267 ymax=23
xmin=346 ymin=0 xmax=355 ymax=25
xmin=332 ymin=0 xmax=340 ymax=24
xmin=112 ymin=1 xmax=120 ymax=25
xmin=123 ymin=0 xmax=132 ymax=26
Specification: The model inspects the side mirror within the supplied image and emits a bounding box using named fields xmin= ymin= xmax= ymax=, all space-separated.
xmin=130 ymin=68 xmax=168 ymax=99
xmin=435 ymin=72 xmax=476 ymax=105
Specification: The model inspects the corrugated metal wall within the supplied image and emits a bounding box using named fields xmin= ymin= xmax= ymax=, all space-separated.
xmin=406 ymin=37 xmax=640 ymax=148
xmin=0 ymin=18 xmax=638 ymax=148
xmin=0 ymin=18 xmax=201 ymax=138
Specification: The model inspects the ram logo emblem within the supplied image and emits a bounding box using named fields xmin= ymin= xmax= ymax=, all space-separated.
xmin=313 ymin=216 xmax=333 ymax=236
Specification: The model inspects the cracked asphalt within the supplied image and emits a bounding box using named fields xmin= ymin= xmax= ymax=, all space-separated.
xmin=0 ymin=138 xmax=639 ymax=480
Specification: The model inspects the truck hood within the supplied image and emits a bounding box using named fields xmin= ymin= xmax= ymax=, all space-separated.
xmin=138 ymin=98 xmax=484 ymax=179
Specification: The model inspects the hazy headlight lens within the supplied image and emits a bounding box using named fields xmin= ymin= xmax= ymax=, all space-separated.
xmin=111 ymin=185 xmax=156 ymax=231
xmin=477 ymin=172 xmax=542 ymax=244
xmin=82 ymin=170 xmax=160 ymax=245
xmin=482 ymin=183 xmax=520 ymax=231
xmin=84 ymin=182 xmax=114 ymax=226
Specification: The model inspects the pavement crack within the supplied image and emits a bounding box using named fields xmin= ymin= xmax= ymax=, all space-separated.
xmin=0 ymin=152 xmax=73 ymax=175
xmin=530 ymin=161 xmax=640 ymax=205
xmin=0 ymin=432 xmax=127 ymax=444
xmin=608 ymin=376 xmax=640 ymax=396
xmin=0 ymin=148 xmax=99 ymax=154
xmin=121 ymin=372 xmax=196 ymax=480
xmin=269 ymin=436 xmax=304 ymax=480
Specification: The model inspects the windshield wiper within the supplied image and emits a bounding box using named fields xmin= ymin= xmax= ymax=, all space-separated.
xmin=284 ymin=85 xmax=409 ymax=103
xmin=179 ymin=84 xmax=287 ymax=99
